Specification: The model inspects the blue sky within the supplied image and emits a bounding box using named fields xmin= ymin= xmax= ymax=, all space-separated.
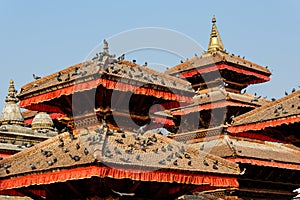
xmin=0 ymin=1 xmax=299 ymax=108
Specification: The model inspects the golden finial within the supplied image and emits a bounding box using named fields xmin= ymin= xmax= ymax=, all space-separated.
xmin=207 ymin=16 xmax=224 ymax=53
xmin=212 ymin=16 xmax=216 ymax=23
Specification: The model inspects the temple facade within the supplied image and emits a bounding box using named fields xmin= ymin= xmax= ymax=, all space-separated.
xmin=0 ymin=17 xmax=299 ymax=200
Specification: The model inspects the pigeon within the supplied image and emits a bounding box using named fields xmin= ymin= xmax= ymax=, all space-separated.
xmin=175 ymin=152 xmax=182 ymax=159
xmin=106 ymin=129 xmax=114 ymax=136
xmin=33 ymin=74 xmax=41 ymax=80
xmin=120 ymin=157 xmax=130 ymax=163
xmin=56 ymin=72 xmax=62 ymax=82
xmin=200 ymin=144 xmax=204 ymax=151
xmin=184 ymin=153 xmax=191 ymax=159
xmin=72 ymin=67 xmax=79 ymax=76
xmin=158 ymin=160 xmax=166 ymax=165
xmin=58 ymin=136 xmax=64 ymax=143
xmin=173 ymin=160 xmax=178 ymax=166
xmin=251 ymin=96 xmax=261 ymax=102
xmin=58 ymin=141 xmax=64 ymax=148
xmin=125 ymin=149 xmax=134 ymax=154
xmin=115 ymin=138 xmax=124 ymax=144
xmin=114 ymin=147 xmax=122 ymax=155
xmin=136 ymin=154 xmax=141 ymax=160
xmin=213 ymin=163 xmax=218 ymax=170
xmin=46 ymin=151 xmax=53 ymax=157
xmin=46 ymin=160 xmax=53 ymax=166
xmin=84 ymin=148 xmax=89 ymax=155
xmin=105 ymin=152 xmax=113 ymax=158
xmin=151 ymin=135 xmax=157 ymax=142
xmin=167 ymin=144 xmax=173 ymax=151
xmin=152 ymin=148 xmax=159 ymax=154
xmin=203 ymin=160 xmax=209 ymax=166
xmin=69 ymin=132 xmax=76 ymax=140
xmin=29 ymin=163 xmax=36 ymax=170
xmin=188 ymin=160 xmax=192 ymax=166
xmin=178 ymin=146 xmax=185 ymax=154
xmin=69 ymin=154 xmax=80 ymax=162
xmin=62 ymin=148 xmax=69 ymax=153
xmin=41 ymin=149 xmax=47 ymax=156
xmin=76 ymin=143 xmax=80 ymax=150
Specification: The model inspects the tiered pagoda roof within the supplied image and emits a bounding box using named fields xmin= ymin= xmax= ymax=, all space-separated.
xmin=0 ymin=126 xmax=240 ymax=199
xmin=165 ymin=17 xmax=271 ymax=92
xmin=170 ymin=89 xmax=270 ymax=116
xmin=18 ymin=43 xmax=193 ymax=115
xmin=188 ymin=135 xmax=300 ymax=171
xmin=229 ymin=90 xmax=300 ymax=132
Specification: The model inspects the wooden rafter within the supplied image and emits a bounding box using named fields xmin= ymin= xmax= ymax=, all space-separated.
xmin=65 ymin=182 xmax=84 ymax=199
xmin=16 ymin=188 xmax=45 ymax=200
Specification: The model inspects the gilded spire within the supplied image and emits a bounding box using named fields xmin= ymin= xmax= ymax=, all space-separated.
xmin=6 ymin=80 xmax=18 ymax=103
xmin=207 ymin=16 xmax=224 ymax=53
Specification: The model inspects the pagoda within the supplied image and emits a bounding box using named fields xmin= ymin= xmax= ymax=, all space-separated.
xmin=166 ymin=18 xmax=300 ymax=199
xmin=165 ymin=17 xmax=271 ymax=133
xmin=0 ymin=39 xmax=242 ymax=199
xmin=17 ymin=40 xmax=194 ymax=132
xmin=223 ymin=90 xmax=300 ymax=199
xmin=1 ymin=17 xmax=299 ymax=200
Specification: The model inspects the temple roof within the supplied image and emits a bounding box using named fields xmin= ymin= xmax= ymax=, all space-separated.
xmin=228 ymin=89 xmax=300 ymax=132
xmin=189 ymin=135 xmax=300 ymax=170
xmin=0 ymin=126 xmax=241 ymax=191
xmin=18 ymin=41 xmax=193 ymax=111
xmin=165 ymin=18 xmax=271 ymax=83
xmin=168 ymin=89 xmax=269 ymax=116
xmin=165 ymin=50 xmax=271 ymax=79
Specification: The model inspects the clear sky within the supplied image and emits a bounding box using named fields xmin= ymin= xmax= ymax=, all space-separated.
xmin=0 ymin=0 xmax=299 ymax=109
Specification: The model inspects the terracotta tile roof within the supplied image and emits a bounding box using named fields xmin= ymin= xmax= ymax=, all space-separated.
xmin=230 ymin=90 xmax=300 ymax=128
xmin=18 ymin=60 xmax=192 ymax=100
xmin=167 ymin=89 xmax=269 ymax=116
xmin=165 ymin=51 xmax=271 ymax=76
xmin=190 ymin=135 xmax=300 ymax=169
xmin=0 ymin=127 xmax=240 ymax=179
xmin=193 ymin=89 xmax=269 ymax=107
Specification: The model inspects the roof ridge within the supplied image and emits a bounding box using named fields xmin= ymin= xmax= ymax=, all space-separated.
xmin=20 ymin=62 xmax=87 ymax=92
